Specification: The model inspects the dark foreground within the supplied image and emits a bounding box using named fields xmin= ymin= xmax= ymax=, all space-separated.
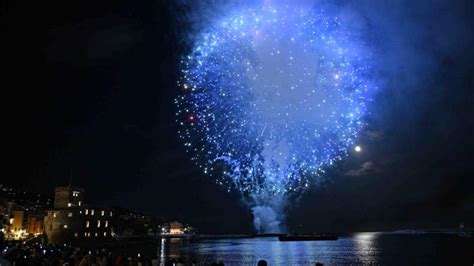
xmin=2 ymin=232 xmax=473 ymax=265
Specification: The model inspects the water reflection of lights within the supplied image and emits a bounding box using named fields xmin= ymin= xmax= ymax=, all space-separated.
xmin=356 ymin=232 xmax=377 ymax=240
xmin=159 ymin=238 xmax=166 ymax=266
xmin=355 ymin=232 xmax=379 ymax=264
xmin=270 ymin=238 xmax=284 ymax=264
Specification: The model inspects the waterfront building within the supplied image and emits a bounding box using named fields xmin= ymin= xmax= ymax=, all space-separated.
xmin=11 ymin=210 xmax=25 ymax=232
xmin=44 ymin=185 xmax=114 ymax=245
xmin=25 ymin=213 xmax=44 ymax=236
xmin=160 ymin=221 xmax=195 ymax=235
xmin=1 ymin=200 xmax=25 ymax=240
xmin=1 ymin=184 xmax=52 ymax=240
xmin=3 ymin=210 xmax=27 ymax=240
xmin=170 ymin=221 xmax=184 ymax=234
xmin=54 ymin=186 xmax=84 ymax=208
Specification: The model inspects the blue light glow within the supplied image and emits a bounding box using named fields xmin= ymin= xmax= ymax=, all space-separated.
xmin=176 ymin=4 xmax=375 ymax=232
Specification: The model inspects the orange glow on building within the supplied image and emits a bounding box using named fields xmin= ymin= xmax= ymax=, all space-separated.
xmin=169 ymin=222 xmax=184 ymax=234
xmin=26 ymin=215 xmax=44 ymax=235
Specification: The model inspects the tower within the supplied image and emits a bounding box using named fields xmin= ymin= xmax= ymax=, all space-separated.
xmin=53 ymin=186 xmax=84 ymax=208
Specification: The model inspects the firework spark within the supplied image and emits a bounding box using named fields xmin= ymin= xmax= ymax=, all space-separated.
xmin=176 ymin=4 xmax=375 ymax=232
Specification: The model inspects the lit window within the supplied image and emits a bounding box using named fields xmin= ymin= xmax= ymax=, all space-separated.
xmin=91 ymin=209 xmax=95 ymax=216
xmin=68 ymin=213 xmax=73 ymax=217
xmin=105 ymin=220 xmax=108 ymax=228
xmin=63 ymin=225 xmax=68 ymax=229
xmin=67 ymin=203 xmax=72 ymax=207
xmin=85 ymin=209 xmax=89 ymax=215
xmin=86 ymin=221 xmax=90 ymax=228
xmin=104 ymin=232 xmax=107 ymax=237
xmin=101 ymin=210 xmax=105 ymax=216
xmin=97 ymin=220 xmax=101 ymax=228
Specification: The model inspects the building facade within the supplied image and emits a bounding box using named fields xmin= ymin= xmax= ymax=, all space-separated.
xmin=25 ymin=213 xmax=44 ymax=236
xmin=6 ymin=210 xmax=27 ymax=240
xmin=44 ymin=186 xmax=114 ymax=245
xmin=169 ymin=221 xmax=184 ymax=234
xmin=54 ymin=186 xmax=84 ymax=208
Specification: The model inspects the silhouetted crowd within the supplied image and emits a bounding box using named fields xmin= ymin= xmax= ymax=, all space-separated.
xmin=2 ymin=242 xmax=161 ymax=266
xmin=1 ymin=243 xmax=264 ymax=266
xmin=1 ymin=242 xmax=323 ymax=265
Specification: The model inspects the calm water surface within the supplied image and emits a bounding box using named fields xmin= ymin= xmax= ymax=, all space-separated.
xmin=134 ymin=233 xmax=474 ymax=265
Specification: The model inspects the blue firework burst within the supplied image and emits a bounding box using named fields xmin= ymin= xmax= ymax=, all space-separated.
xmin=176 ymin=5 xmax=374 ymax=199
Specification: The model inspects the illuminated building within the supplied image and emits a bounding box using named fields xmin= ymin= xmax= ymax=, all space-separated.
xmin=44 ymin=185 xmax=114 ymax=245
xmin=54 ymin=186 xmax=84 ymax=208
xmin=7 ymin=210 xmax=27 ymax=240
xmin=25 ymin=213 xmax=44 ymax=236
xmin=0 ymin=185 xmax=51 ymax=239
xmin=159 ymin=221 xmax=195 ymax=236
xmin=11 ymin=211 xmax=24 ymax=234
xmin=169 ymin=221 xmax=184 ymax=234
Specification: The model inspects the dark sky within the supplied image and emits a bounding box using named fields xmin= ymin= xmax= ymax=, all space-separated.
xmin=4 ymin=0 xmax=474 ymax=234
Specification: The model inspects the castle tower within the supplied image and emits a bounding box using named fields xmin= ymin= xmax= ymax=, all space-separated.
xmin=53 ymin=186 xmax=84 ymax=208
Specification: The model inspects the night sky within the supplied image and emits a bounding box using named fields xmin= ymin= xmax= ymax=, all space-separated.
xmin=4 ymin=0 xmax=474 ymax=234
